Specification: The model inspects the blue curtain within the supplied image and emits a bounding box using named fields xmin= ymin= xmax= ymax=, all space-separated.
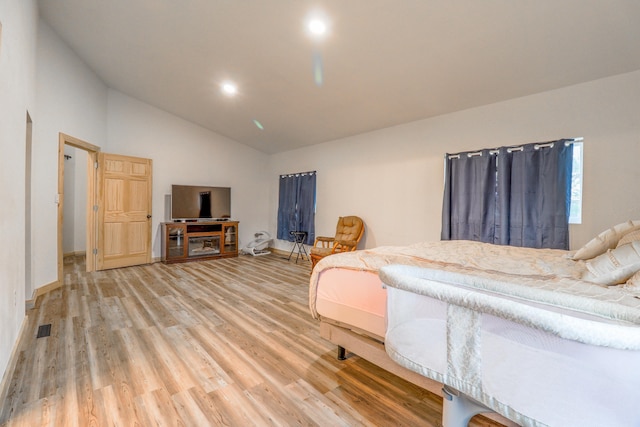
xmin=496 ymin=141 xmax=573 ymax=249
xmin=441 ymin=149 xmax=497 ymax=242
xmin=277 ymin=172 xmax=316 ymax=244
xmin=277 ymin=176 xmax=298 ymax=240
xmin=442 ymin=139 xmax=573 ymax=249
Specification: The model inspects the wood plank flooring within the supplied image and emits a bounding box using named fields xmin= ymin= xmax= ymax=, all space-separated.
xmin=0 ymin=254 xmax=505 ymax=426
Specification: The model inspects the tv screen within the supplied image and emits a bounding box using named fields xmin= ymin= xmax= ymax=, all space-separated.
xmin=171 ymin=185 xmax=231 ymax=220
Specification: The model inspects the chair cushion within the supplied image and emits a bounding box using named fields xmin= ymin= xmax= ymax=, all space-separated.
xmin=310 ymin=247 xmax=333 ymax=257
xmin=335 ymin=216 xmax=364 ymax=242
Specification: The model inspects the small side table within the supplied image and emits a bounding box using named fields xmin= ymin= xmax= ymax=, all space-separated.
xmin=288 ymin=231 xmax=308 ymax=263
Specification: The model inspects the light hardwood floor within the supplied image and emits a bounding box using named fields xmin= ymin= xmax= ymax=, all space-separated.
xmin=0 ymin=254 xmax=505 ymax=426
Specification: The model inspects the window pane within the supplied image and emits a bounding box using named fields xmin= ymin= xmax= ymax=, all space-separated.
xmin=569 ymin=142 xmax=583 ymax=224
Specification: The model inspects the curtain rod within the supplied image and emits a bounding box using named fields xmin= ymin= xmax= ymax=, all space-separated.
xmin=280 ymin=170 xmax=316 ymax=178
xmin=446 ymin=137 xmax=583 ymax=160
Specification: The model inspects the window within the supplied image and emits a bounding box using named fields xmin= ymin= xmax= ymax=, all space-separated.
xmin=442 ymin=139 xmax=575 ymax=249
xmin=569 ymin=141 xmax=583 ymax=224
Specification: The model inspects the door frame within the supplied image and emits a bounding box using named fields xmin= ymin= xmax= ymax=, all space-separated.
xmin=57 ymin=133 xmax=101 ymax=285
xmin=25 ymin=112 xmax=33 ymax=306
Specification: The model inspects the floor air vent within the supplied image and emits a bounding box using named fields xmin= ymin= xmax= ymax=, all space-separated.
xmin=36 ymin=324 xmax=51 ymax=338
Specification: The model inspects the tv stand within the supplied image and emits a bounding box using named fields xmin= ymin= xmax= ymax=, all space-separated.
xmin=161 ymin=221 xmax=239 ymax=263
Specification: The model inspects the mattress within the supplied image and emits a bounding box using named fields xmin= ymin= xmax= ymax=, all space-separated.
xmin=314 ymin=268 xmax=386 ymax=339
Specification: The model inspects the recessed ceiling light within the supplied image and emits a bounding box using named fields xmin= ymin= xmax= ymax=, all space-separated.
xmin=305 ymin=11 xmax=330 ymax=40
xmin=221 ymin=81 xmax=238 ymax=96
xmin=308 ymin=19 xmax=327 ymax=36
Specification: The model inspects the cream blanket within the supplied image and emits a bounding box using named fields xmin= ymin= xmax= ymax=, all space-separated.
xmin=309 ymin=240 xmax=640 ymax=325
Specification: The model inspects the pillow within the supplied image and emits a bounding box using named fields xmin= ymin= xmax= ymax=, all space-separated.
xmin=618 ymin=229 xmax=640 ymax=247
xmin=582 ymin=241 xmax=640 ymax=285
xmin=573 ymin=220 xmax=640 ymax=260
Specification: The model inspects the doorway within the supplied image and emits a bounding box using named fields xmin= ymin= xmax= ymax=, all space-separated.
xmin=57 ymin=133 xmax=100 ymax=285
xmin=62 ymin=147 xmax=88 ymax=259
xmin=56 ymin=134 xmax=153 ymax=283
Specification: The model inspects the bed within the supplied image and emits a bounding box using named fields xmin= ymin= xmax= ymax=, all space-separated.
xmin=309 ymin=221 xmax=640 ymax=426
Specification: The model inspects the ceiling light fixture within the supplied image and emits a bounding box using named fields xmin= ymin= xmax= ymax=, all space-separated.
xmin=221 ymin=81 xmax=238 ymax=96
xmin=308 ymin=19 xmax=327 ymax=36
xmin=305 ymin=10 xmax=330 ymax=40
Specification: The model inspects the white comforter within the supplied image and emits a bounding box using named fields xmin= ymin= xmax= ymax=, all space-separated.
xmin=310 ymin=240 xmax=640 ymax=325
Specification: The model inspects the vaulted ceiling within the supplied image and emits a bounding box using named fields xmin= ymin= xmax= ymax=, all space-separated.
xmin=39 ymin=0 xmax=640 ymax=154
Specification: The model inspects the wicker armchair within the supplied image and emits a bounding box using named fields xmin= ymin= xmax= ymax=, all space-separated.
xmin=310 ymin=216 xmax=364 ymax=270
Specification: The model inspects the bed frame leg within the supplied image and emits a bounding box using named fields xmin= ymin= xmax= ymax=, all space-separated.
xmin=337 ymin=346 xmax=346 ymax=360
xmin=441 ymin=386 xmax=493 ymax=427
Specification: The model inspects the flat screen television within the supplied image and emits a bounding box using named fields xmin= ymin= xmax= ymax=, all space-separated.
xmin=171 ymin=185 xmax=231 ymax=221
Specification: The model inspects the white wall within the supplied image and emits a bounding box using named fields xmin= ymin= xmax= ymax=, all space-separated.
xmin=32 ymin=18 xmax=108 ymax=289
xmin=73 ymin=148 xmax=88 ymax=252
xmin=62 ymin=146 xmax=88 ymax=255
xmin=62 ymin=146 xmax=75 ymax=253
xmin=0 ymin=0 xmax=37 ymax=389
xmin=106 ymin=90 xmax=271 ymax=257
xmin=269 ymin=71 xmax=640 ymax=252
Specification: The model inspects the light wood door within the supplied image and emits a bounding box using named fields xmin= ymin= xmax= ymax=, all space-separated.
xmin=97 ymin=153 xmax=152 ymax=270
